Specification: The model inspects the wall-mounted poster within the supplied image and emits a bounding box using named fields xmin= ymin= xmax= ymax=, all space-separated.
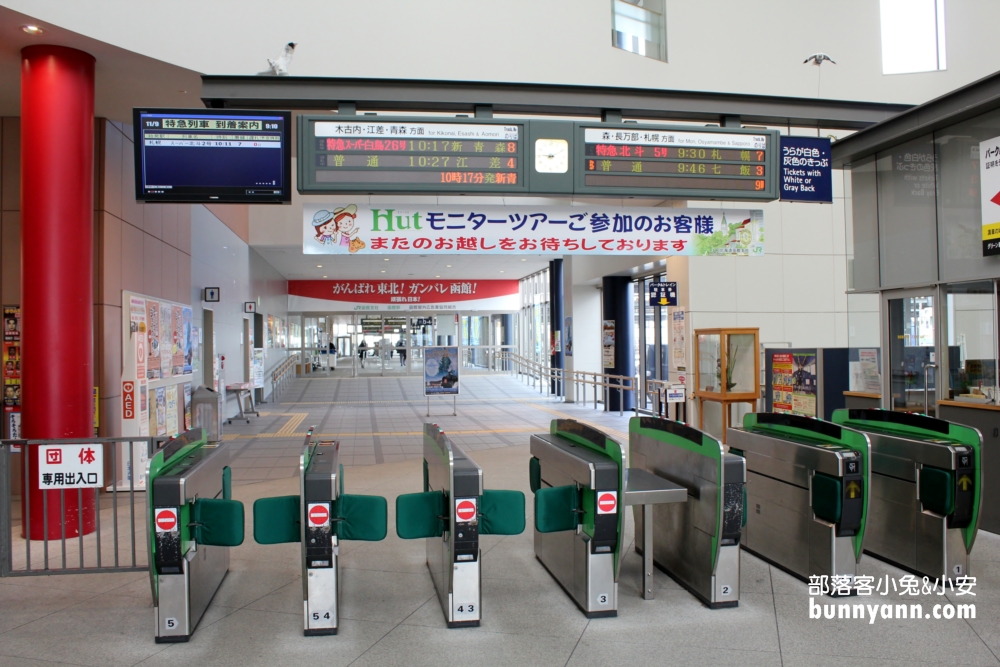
xmin=267 ymin=314 xmax=274 ymax=348
xmin=191 ymin=326 xmax=200 ymax=374
xmin=670 ymin=309 xmax=686 ymax=371
xmin=564 ymin=317 xmax=573 ymax=357
xmin=3 ymin=305 xmax=20 ymax=420
xmin=602 ymin=320 xmax=615 ymax=368
xmin=182 ymin=307 xmax=193 ymax=374
xmin=771 ymin=351 xmax=817 ymax=417
xmin=146 ymin=300 xmax=160 ymax=379
xmin=154 ymin=387 xmax=167 ymax=436
xmin=183 ymin=383 xmax=192 ymax=430
xmin=424 ymin=346 xmax=459 ymax=395
xmin=129 ymin=296 xmax=147 ymax=380
xmin=252 ymin=348 xmax=265 ymax=389
xmin=159 ymin=303 xmax=172 ymax=378
xmin=172 ymin=307 xmax=184 ymax=375
xmin=165 ymin=384 xmax=179 ymax=435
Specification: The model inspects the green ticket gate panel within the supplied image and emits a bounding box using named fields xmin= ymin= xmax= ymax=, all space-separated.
xmin=727 ymin=413 xmax=870 ymax=588
xmin=146 ymin=429 xmax=245 ymax=643
xmin=630 ymin=417 xmax=745 ymax=608
xmin=252 ymin=430 xmax=388 ymax=636
xmin=831 ymin=408 xmax=982 ymax=580
xmin=530 ymin=420 xmax=626 ymax=617
xmin=395 ymin=423 xmax=525 ymax=628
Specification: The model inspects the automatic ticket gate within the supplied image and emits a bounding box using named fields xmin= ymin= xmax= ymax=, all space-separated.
xmin=396 ymin=423 xmax=525 ymax=628
xmin=727 ymin=413 xmax=870 ymax=585
xmin=530 ymin=420 xmax=629 ymax=617
xmin=253 ymin=429 xmax=387 ymax=636
xmin=146 ymin=429 xmax=245 ymax=642
xmin=831 ymin=409 xmax=982 ymax=580
xmin=630 ymin=416 xmax=746 ymax=608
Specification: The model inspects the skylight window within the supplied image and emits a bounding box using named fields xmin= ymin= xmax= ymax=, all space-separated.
xmin=880 ymin=0 xmax=946 ymax=75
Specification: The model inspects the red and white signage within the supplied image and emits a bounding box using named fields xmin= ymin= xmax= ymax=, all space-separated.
xmin=455 ymin=498 xmax=478 ymax=523
xmin=38 ymin=444 xmax=103 ymax=489
xmin=597 ymin=491 xmax=618 ymax=515
xmin=155 ymin=507 xmax=178 ymax=533
xmin=307 ymin=503 xmax=331 ymax=527
xmin=122 ymin=381 xmax=135 ymax=419
xmin=288 ymin=280 xmax=519 ymax=313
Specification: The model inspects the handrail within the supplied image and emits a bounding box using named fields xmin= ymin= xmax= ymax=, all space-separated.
xmin=462 ymin=345 xmax=517 ymax=373
xmin=501 ymin=351 xmax=566 ymax=400
xmin=569 ymin=369 xmax=639 ymax=418
xmin=270 ymin=353 xmax=300 ymax=402
xmin=646 ymin=378 xmax=670 ymax=416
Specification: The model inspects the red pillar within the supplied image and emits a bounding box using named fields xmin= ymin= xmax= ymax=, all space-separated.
xmin=20 ymin=45 xmax=96 ymax=539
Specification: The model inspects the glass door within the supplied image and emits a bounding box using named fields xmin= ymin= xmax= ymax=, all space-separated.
xmin=410 ymin=316 xmax=433 ymax=376
xmin=382 ymin=316 xmax=408 ymax=375
xmin=357 ymin=316 xmax=383 ymax=375
xmin=884 ymin=290 xmax=938 ymax=415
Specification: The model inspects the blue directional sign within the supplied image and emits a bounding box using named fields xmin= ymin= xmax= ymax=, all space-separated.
xmin=779 ymin=136 xmax=832 ymax=203
xmin=648 ymin=282 xmax=677 ymax=307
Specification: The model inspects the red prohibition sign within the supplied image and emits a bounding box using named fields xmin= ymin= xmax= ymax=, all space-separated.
xmin=456 ymin=500 xmax=477 ymax=522
xmin=598 ymin=493 xmax=617 ymax=513
xmin=155 ymin=509 xmax=177 ymax=531
xmin=308 ymin=504 xmax=330 ymax=525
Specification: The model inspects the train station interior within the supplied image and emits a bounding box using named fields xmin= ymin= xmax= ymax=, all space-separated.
xmin=2 ymin=1 xmax=1000 ymax=665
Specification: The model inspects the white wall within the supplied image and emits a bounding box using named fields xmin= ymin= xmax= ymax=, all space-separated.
xmin=9 ymin=0 xmax=1000 ymax=105
xmin=190 ymin=205 xmax=289 ymax=417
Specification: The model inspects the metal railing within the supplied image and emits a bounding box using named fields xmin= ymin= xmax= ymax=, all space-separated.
xmin=270 ymin=353 xmax=300 ymax=402
xmin=502 ymin=352 xmax=566 ymax=398
xmin=462 ymin=345 xmax=516 ymax=373
xmin=570 ymin=370 xmax=639 ymax=418
xmin=1 ymin=437 xmax=154 ymax=578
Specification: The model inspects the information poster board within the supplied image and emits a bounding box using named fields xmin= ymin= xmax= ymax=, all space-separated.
xmin=980 ymin=134 xmax=1000 ymax=256
xmin=252 ymin=349 xmax=265 ymax=389
xmin=602 ymin=320 xmax=616 ymax=368
xmin=424 ymin=346 xmax=459 ymax=395
xmin=779 ymin=136 xmax=832 ymax=202
xmin=670 ymin=309 xmax=686 ymax=371
xmin=771 ymin=351 xmax=818 ymax=417
xmin=3 ymin=305 xmax=20 ymax=433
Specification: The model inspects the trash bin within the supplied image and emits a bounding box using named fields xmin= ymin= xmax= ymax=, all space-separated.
xmin=192 ymin=385 xmax=224 ymax=442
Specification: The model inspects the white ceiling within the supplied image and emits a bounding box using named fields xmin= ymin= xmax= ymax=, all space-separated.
xmin=255 ymin=246 xmax=551 ymax=281
xmin=0 ymin=6 xmax=201 ymax=121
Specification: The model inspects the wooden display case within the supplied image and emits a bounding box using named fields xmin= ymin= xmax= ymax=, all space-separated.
xmin=693 ymin=327 xmax=760 ymax=443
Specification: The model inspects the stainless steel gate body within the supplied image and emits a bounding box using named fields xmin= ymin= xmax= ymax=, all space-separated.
xmin=832 ymin=409 xmax=982 ymax=580
xmin=425 ymin=423 xmax=483 ymax=628
xmin=630 ymin=416 xmax=745 ymax=608
xmin=727 ymin=413 xmax=869 ymax=586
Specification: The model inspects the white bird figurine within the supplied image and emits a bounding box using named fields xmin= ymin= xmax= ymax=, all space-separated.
xmin=259 ymin=42 xmax=297 ymax=76
xmin=803 ymin=53 xmax=836 ymax=66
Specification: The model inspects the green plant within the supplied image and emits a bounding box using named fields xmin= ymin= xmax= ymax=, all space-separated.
xmin=726 ymin=344 xmax=740 ymax=391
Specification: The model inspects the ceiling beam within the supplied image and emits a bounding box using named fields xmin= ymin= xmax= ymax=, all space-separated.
xmin=201 ymin=76 xmax=911 ymax=130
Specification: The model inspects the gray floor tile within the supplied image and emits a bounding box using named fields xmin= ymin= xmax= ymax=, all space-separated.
xmin=567 ymin=639 xmax=782 ymax=667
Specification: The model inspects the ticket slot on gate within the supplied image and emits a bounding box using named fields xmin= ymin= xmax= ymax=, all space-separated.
xmin=530 ymin=419 xmax=626 ymax=617
xmin=253 ymin=430 xmax=388 ymax=636
xmin=146 ymin=429 xmax=245 ymax=643
xmin=396 ymin=424 xmax=525 ymax=628
xmin=630 ymin=416 xmax=745 ymax=608
xmin=727 ymin=413 xmax=870 ymax=587
xmin=831 ymin=408 xmax=982 ymax=580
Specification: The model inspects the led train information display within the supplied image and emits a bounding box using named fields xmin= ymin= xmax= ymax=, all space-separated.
xmin=576 ymin=126 xmax=778 ymax=199
xmin=134 ymin=108 xmax=291 ymax=203
xmin=297 ymin=116 xmax=780 ymax=200
xmin=299 ymin=118 xmax=527 ymax=193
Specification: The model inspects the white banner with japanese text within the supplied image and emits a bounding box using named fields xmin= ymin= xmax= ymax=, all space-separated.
xmin=303 ymin=204 xmax=764 ymax=256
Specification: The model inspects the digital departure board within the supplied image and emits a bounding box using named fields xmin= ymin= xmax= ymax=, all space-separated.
xmin=133 ymin=108 xmax=291 ymax=203
xmin=298 ymin=116 xmax=527 ymax=194
xmin=574 ymin=125 xmax=780 ymax=200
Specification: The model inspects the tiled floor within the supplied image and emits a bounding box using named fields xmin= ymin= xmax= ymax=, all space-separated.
xmin=2 ymin=372 xmax=1000 ymax=666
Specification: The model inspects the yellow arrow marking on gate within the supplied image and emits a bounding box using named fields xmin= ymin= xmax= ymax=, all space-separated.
xmin=958 ymin=475 xmax=973 ymax=491
xmin=846 ymin=481 xmax=861 ymax=499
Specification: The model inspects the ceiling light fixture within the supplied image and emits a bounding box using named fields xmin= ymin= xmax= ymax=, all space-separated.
xmin=381 ymin=270 xmax=386 ymax=273
xmin=383 ymin=258 xmax=389 ymax=261
xmin=446 ymin=264 xmax=452 ymax=268
xmin=322 ymin=275 xmax=327 ymax=278
xmin=316 ymin=265 xmax=322 ymax=268
xmin=20 ymin=25 xmax=43 ymax=34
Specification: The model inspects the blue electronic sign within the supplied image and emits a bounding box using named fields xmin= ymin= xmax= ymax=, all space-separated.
xmin=648 ymin=282 xmax=677 ymax=307
xmin=779 ymin=136 xmax=832 ymax=203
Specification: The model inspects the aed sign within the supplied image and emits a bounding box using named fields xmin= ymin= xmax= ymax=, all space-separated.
xmin=597 ymin=491 xmax=618 ymax=515
xmin=779 ymin=136 xmax=832 ymax=203
xmin=38 ymin=444 xmax=103 ymax=489
xmin=122 ymin=381 xmax=135 ymax=419
xmin=648 ymin=282 xmax=677 ymax=307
